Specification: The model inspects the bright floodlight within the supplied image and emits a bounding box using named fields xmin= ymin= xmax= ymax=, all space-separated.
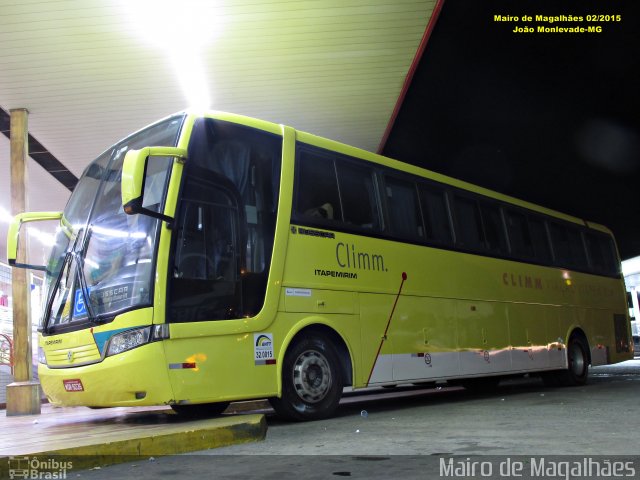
xmin=120 ymin=0 xmax=223 ymax=109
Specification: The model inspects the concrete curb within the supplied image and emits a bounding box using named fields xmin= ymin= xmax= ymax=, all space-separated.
xmin=0 ymin=413 xmax=266 ymax=473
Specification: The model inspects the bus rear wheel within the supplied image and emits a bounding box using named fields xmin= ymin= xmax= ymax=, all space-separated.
xmin=566 ymin=336 xmax=589 ymax=384
xmin=542 ymin=335 xmax=589 ymax=387
xmin=171 ymin=401 xmax=230 ymax=418
xmin=269 ymin=334 xmax=343 ymax=421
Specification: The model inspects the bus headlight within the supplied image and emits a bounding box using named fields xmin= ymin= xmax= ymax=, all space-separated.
xmin=105 ymin=325 xmax=170 ymax=357
xmin=38 ymin=346 xmax=47 ymax=364
xmin=106 ymin=327 xmax=151 ymax=356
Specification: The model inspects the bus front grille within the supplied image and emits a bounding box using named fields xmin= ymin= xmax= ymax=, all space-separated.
xmin=47 ymin=343 xmax=101 ymax=368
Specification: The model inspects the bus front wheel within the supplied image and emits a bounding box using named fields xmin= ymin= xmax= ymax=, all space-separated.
xmin=270 ymin=334 xmax=343 ymax=421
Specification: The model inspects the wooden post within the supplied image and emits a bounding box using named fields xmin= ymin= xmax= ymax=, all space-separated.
xmin=6 ymin=108 xmax=41 ymax=416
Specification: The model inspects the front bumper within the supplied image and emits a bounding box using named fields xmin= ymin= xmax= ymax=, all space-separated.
xmin=39 ymin=342 xmax=175 ymax=407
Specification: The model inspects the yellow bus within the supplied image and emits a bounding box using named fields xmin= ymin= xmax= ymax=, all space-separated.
xmin=8 ymin=111 xmax=633 ymax=420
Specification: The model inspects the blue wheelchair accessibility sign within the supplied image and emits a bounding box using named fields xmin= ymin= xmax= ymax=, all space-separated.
xmin=74 ymin=289 xmax=88 ymax=317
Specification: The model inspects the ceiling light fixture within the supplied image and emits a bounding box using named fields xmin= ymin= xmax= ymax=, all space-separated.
xmin=119 ymin=0 xmax=223 ymax=110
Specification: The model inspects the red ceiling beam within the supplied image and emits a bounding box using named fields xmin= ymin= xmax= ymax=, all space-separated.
xmin=377 ymin=0 xmax=446 ymax=154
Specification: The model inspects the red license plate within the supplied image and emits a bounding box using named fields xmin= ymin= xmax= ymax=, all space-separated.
xmin=63 ymin=379 xmax=84 ymax=392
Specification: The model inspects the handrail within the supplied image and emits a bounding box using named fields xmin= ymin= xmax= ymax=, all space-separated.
xmin=0 ymin=333 xmax=13 ymax=375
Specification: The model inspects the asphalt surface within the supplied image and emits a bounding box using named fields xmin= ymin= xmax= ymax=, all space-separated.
xmin=45 ymin=359 xmax=640 ymax=479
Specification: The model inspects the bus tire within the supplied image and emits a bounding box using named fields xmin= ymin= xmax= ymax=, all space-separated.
xmin=542 ymin=335 xmax=589 ymax=387
xmin=270 ymin=333 xmax=343 ymax=421
xmin=171 ymin=401 xmax=230 ymax=417
xmin=564 ymin=335 xmax=589 ymax=385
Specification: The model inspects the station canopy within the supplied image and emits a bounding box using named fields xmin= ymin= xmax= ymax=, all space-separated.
xmin=0 ymin=0 xmax=439 ymax=264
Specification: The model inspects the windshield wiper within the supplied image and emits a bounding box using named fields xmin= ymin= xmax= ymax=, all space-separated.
xmin=74 ymin=226 xmax=97 ymax=321
xmin=42 ymin=230 xmax=98 ymax=332
xmin=42 ymin=249 xmax=73 ymax=334
xmin=73 ymin=250 xmax=95 ymax=321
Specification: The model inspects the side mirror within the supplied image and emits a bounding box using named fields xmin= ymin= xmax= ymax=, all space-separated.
xmin=121 ymin=146 xmax=187 ymax=222
xmin=7 ymin=211 xmax=63 ymax=270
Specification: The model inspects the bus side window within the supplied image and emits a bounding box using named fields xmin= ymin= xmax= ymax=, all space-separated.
xmin=417 ymin=184 xmax=453 ymax=245
xmin=587 ymin=232 xmax=605 ymax=273
xmin=505 ymin=210 xmax=534 ymax=258
xmin=384 ymin=176 xmax=424 ymax=240
xmin=335 ymin=160 xmax=381 ymax=231
xmin=479 ymin=203 xmax=508 ymax=254
xmin=550 ymin=222 xmax=587 ymax=269
xmin=295 ymin=149 xmax=342 ymax=222
xmin=566 ymin=226 xmax=588 ymax=268
xmin=452 ymin=196 xmax=484 ymax=251
xmin=602 ymin=236 xmax=618 ymax=276
xmin=528 ymin=217 xmax=552 ymax=263
xmin=549 ymin=223 xmax=571 ymax=266
xmin=586 ymin=232 xmax=618 ymax=276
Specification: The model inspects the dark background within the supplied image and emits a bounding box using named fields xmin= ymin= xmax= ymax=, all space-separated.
xmin=383 ymin=0 xmax=640 ymax=260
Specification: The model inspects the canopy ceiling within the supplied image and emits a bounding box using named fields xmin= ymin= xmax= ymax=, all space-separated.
xmin=0 ymin=0 xmax=439 ymax=264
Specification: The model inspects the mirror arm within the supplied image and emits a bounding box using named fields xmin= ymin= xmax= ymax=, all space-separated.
xmin=9 ymin=261 xmax=48 ymax=272
xmin=123 ymin=199 xmax=174 ymax=228
xmin=137 ymin=208 xmax=174 ymax=228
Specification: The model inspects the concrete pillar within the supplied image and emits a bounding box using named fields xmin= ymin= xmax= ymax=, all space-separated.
xmin=6 ymin=108 xmax=41 ymax=416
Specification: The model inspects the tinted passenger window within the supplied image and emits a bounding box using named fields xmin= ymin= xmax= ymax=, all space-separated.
xmin=336 ymin=160 xmax=380 ymax=230
xmin=528 ymin=217 xmax=552 ymax=262
xmin=385 ymin=177 xmax=423 ymax=240
xmin=418 ymin=186 xmax=453 ymax=245
xmin=480 ymin=204 xmax=507 ymax=253
xmin=296 ymin=149 xmax=342 ymax=222
xmin=506 ymin=210 xmax=534 ymax=258
xmin=586 ymin=232 xmax=618 ymax=276
xmin=453 ymin=196 xmax=484 ymax=250
xmin=549 ymin=223 xmax=571 ymax=265
xmin=550 ymin=223 xmax=587 ymax=268
xmin=567 ymin=227 xmax=587 ymax=267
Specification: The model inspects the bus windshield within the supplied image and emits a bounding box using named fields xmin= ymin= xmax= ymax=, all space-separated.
xmin=42 ymin=116 xmax=184 ymax=332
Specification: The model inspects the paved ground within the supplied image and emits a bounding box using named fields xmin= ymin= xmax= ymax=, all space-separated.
xmin=68 ymin=358 xmax=640 ymax=479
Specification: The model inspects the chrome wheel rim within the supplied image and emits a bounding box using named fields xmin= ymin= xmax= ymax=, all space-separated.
xmin=292 ymin=350 xmax=332 ymax=403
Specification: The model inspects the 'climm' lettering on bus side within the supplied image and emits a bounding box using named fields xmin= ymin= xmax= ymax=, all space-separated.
xmin=336 ymin=242 xmax=387 ymax=272
xmin=503 ymin=272 xmax=543 ymax=289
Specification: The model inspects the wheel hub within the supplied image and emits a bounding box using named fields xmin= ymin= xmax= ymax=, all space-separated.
xmin=292 ymin=350 xmax=332 ymax=403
